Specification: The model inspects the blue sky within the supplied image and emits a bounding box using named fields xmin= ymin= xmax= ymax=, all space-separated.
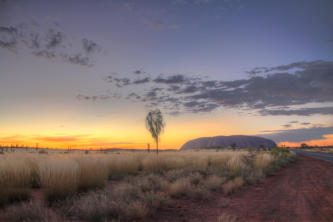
xmin=0 ymin=0 xmax=332 ymax=148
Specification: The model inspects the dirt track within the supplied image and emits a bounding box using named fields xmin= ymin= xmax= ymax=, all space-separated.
xmin=151 ymin=155 xmax=333 ymax=222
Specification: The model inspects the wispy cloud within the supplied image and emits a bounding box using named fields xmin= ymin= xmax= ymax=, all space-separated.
xmin=260 ymin=107 xmax=333 ymax=116
xmin=0 ymin=21 xmax=105 ymax=67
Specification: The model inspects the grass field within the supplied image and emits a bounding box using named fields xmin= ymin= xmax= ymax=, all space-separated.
xmin=0 ymin=149 xmax=296 ymax=221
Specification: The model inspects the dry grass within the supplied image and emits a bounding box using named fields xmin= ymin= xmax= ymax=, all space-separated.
xmin=74 ymin=156 xmax=109 ymax=190
xmin=66 ymin=180 xmax=168 ymax=221
xmin=0 ymin=154 xmax=32 ymax=206
xmin=38 ymin=157 xmax=79 ymax=202
xmin=142 ymin=155 xmax=186 ymax=173
xmin=0 ymin=149 xmax=296 ymax=221
xmin=106 ymin=154 xmax=141 ymax=179
xmin=136 ymin=174 xmax=169 ymax=193
xmin=254 ymin=153 xmax=274 ymax=170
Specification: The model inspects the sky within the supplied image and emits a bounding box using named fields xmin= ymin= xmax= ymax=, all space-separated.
xmin=0 ymin=0 xmax=333 ymax=149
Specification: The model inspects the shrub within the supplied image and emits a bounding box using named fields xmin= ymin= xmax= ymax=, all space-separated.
xmin=168 ymin=178 xmax=193 ymax=198
xmin=203 ymin=175 xmax=226 ymax=191
xmin=223 ymin=176 xmax=244 ymax=195
xmin=136 ymin=174 xmax=169 ymax=193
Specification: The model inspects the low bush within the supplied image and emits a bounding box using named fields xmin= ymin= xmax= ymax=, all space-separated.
xmin=136 ymin=174 xmax=169 ymax=193
xmin=168 ymin=178 xmax=193 ymax=198
xmin=223 ymin=176 xmax=244 ymax=195
xmin=203 ymin=175 xmax=226 ymax=191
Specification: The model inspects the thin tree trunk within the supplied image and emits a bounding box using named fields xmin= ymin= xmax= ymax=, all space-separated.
xmin=156 ymin=138 xmax=159 ymax=155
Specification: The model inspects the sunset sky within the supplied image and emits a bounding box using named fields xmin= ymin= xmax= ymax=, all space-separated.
xmin=0 ymin=0 xmax=332 ymax=149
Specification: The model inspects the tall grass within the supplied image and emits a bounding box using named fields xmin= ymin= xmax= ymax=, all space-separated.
xmin=0 ymin=154 xmax=32 ymax=206
xmin=105 ymin=154 xmax=141 ymax=179
xmin=38 ymin=157 xmax=79 ymax=203
xmin=0 ymin=148 xmax=296 ymax=219
xmin=74 ymin=156 xmax=109 ymax=190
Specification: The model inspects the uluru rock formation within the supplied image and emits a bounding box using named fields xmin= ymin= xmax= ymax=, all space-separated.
xmin=180 ymin=135 xmax=276 ymax=150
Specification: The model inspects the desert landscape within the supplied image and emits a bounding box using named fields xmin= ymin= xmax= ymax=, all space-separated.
xmin=0 ymin=148 xmax=297 ymax=221
xmin=1 ymin=0 xmax=333 ymax=221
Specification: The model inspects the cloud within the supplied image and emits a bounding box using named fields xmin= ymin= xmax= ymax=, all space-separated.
xmin=113 ymin=77 xmax=131 ymax=87
xmin=76 ymin=94 xmax=109 ymax=101
xmin=0 ymin=22 xmax=104 ymax=67
xmin=133 ymin=70 xmax=145 ymax=75
xmin=260 ymin=107 xmax=333 ymax=116
xmin=185 ymin=60 xmax=333 ymax=113
xmin=102 ymin=60 xmax=333 ymax=115
xmin=127 ymin=92 xmax=141 ymax=100
xmin=282 ymin=124 xmax=291 ymax=128
xmin=153 ymin=74 xmax=188 ymax=84
xmin=82 ymin=38 xmax=101 ymax=54
xmin=45 ymin=29 xmax=64 ymax=49
xmin=301 ymin=122 xmax=311 ymax=125
xmin=257 ymin=126 xmax=333 ymax=143
xmin=32 ymin=50 xmax=56 ymax=59
xmin=289 ymin=121 xmax=298 ymax=124
xmin=62 ymin=53 xmax=92 ymax=66
xmin=133 ymin=77 xmax=150 ymax=84
xmin=0 ymin=26 xmax=17 ymax=51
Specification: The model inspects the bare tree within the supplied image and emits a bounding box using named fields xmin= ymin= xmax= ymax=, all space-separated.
xmin=145 ymin=109 xmax=165 ymax=154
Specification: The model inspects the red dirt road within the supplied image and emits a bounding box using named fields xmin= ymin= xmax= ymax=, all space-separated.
xmin=151 ymin=155 xmax=333 ymax=222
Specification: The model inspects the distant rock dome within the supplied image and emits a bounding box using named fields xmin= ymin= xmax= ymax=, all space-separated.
xmin=180 ymin=135 xmax=276 ymax=150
